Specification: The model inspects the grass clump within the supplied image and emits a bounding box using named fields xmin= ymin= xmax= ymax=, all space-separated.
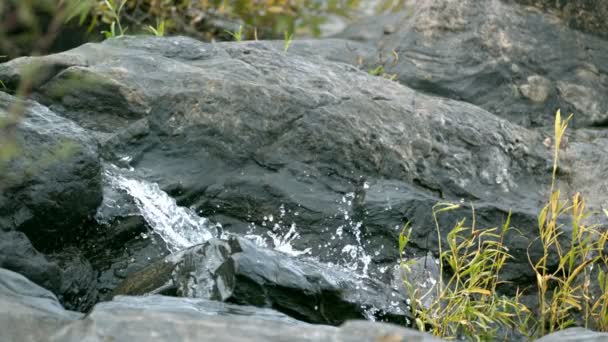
xmin=100 ymin=0 xmax=127 ymax=38
xmin=530 ymin=110 xmax=608 ymax=335
xmin=401 ymin=110 xmax=608 ymax=340
xmin=400 ymin=206 xmax=530 ymax=340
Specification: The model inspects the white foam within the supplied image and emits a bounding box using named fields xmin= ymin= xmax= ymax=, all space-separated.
xmin=99 ymin=165 xmax=213 ymax=253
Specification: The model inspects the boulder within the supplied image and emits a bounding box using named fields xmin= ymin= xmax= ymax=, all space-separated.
xmin=0 ymin=36 xmax=558 ymax=284
xmin=0 ymin=92 xmax=102 ymax=250
xmin=50 ymin=294 xmax=442 ymax=342
xmin=337 ymin=0 xmax=608 ymax=128
xmin=93 ymin=295 xmax=305 ymax=324
xmin=0 ymin=230 xmax=102 ymax=312
xmin=116 ymin=235 xmax=411 ymax=325
xmin=534 ymin=327 xmax=608 ymax=342
xmin=0 ymin=269 xmax=442 ymax=342
xmin=0 ymin=230 xmax=62 ymax=294
xmin=48 ymin=248 xmax=98 ymax=312
xmin=510 ymin=0 xmax=608 ymax=38
xmin=0 ymin=268 xmax=82 ymax=342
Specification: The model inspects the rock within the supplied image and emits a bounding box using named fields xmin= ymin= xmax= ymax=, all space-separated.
xmin=557 ymin=128 xmax=608 ymax=222
xmin=511 ymin=0 xmax=608 ymax=38
xmin=0 ymin=230 xmax=62 ymax=294
xmin=117 ymin=235 xmax=411 ymax=325
xmin=0 ymin=35 xmax=561 ymax=284
xmin=264 ymin=38 xmax=377 ymax=67
xmin=86 ymin=224 xmax=170 ymax=302
xmin=0 ymin=268 xmax=442 ymax=342
xmin=0 ymin=230 xmax=102 ymax=312
xmin=0 ymin=268 xmax=82 ymax=342
xmin=337 ymin=0 xmax=608 ymax=128
xmin=534 ymin=327 xmax=608 ymax=342
xmin=48 ymin=248 xmax=98 ymax=312
xmin=0 ymin=92 xmax=102 ymax=250
xmin=95 ymin=295 xmax=306 ymax=324
xmin=50 ymin=294 xmax=442 ymax=342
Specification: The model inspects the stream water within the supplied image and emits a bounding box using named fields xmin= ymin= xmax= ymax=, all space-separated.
xmin=96 ymin=164 xmax=374 ymax=274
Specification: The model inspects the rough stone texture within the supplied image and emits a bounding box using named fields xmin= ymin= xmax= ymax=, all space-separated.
xmin=97 ymin=295 xmax=306 ymax=324
xmin=50 ymin=295 xmax=443 ymax=342
xmin=0 ymin=36 xmax=562 ymax=284
xmin=0 ymin=268 xmax=82 ymax=342
xmin=535 ymin=327 xmax=608 ymax=342
xmin=510 ymin=0 xmax=608 ymax=38
xmin=116 ymin=236 xmax=411 ymax=326
xmin=0 ymin=269 xmax=442 ymax=342
xmin=0 ymin=231 xmax=101 ymax=312
xmin=557 ymin=128 xmax=608 ymax=223
xmin=0 ymin=230 xmax=62 ymax=294
xmin=0 ymin=92 xmax=102 ymax=249
xmin=337 ymin=0 xmax=608 ymax=128
xmin=48 ymin=248 xmax=98 ymax=312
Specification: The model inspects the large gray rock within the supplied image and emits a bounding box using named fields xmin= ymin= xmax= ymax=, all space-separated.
xmin=94 ymin=295 xmax=306 ymax=324
xmin=338 ymin=0 xmax=608 ymax=128
xmin=0 ymin=230 xmax=62 ymax=294
xmin=510 ymin=0 xmax=608 ymax=38
xmin=0 ymin=36 xmax=559 ymax=284
xmin=50 ymin=295 xmax=443 ymax=342
xmin=116 ymin=236 xmax=411 ymax=325
xmin=0 ymin=231 xmax=100 ymax=313
xmin=0 ymin=92 xmax=102 ymax=249
xmin=534 ymin=327 xmax=608 ymax=342
xmin=0 ymin=268 xmax=82 ymax=342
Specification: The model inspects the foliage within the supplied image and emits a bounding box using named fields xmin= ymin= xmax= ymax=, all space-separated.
xmin=87 ymin=0 xmax=362 ymax=41
xmin=225 ymin=25 xmax=244 ymax=42
xmin=530 ymin=110 xmax=608 ymax=335
xmin=146 ymin=19 xmax=166 ymax=37
xmin=0 ymin=0 xmax=363 ymax=58
xmin=400 ymin=206 xmax=530 ymax=340
xmin=100 ymin=0 xmax=128 ymax=38
xmin=401 ymin=110 xmax=608 ymax=339
xmin=0 ymin=0 xmax=97 ymax=57
xmin=367 ymin=65 xmax=396 ymax=80
xmin=283 ymin=30 xmax=294 ymax=52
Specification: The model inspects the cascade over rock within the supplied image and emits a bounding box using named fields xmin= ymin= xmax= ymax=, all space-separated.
xmin=0 ymin=36 xmax=562 ymax=284
xmin=1 ymin=0 xmax=608 ymax=336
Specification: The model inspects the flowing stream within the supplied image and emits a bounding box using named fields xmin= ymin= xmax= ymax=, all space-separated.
xmin=96 ymin=163 xmax=373 ymax=274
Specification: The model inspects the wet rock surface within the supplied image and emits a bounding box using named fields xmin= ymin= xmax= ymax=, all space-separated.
xmin=0 ymin=92 xmax=102 ymax=248
xmin=0 ymin=267 xmax=442 ymax=342
xmin=0 ymin=35 xmax=560 ymax=284
xmin=0 ymin=0 xmax=607 ymax=338
xmin=52 ymin=297 xmax=441 ymax=342
xmin=116 ymin=236 xmax=410 ymax=325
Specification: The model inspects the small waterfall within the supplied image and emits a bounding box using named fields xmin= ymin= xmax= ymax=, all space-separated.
xmin=96 ymin=164 xmax=309 ymax=257
xmin=96 ymin=164 xmax=375 ymax=277
xmin=97 ymin=164 xmax=213 ymax=253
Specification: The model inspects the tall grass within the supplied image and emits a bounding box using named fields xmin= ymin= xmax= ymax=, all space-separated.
xmin=530 ymin=110 xmax=608 ymax=335
xmin=400 ymin=110 xmax=608 ymax=339
xmin=400 ymin=205 xmax=530 ymax=340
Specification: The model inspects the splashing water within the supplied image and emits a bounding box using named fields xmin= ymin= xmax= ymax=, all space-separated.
xmin=267 ymin=223 xmax=311 ymax=257
xmin=98 ymin=164 xmax=373 ymax=276
xmin=334 ymin=192 xmax=373 ymax=275
xmin=247 ymin=193 xmax=374 ymax=275
xmin=98 ymin=165 xmax=213 ymax=253
xmin=98 ymin=164 xmax=309 ymax=257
